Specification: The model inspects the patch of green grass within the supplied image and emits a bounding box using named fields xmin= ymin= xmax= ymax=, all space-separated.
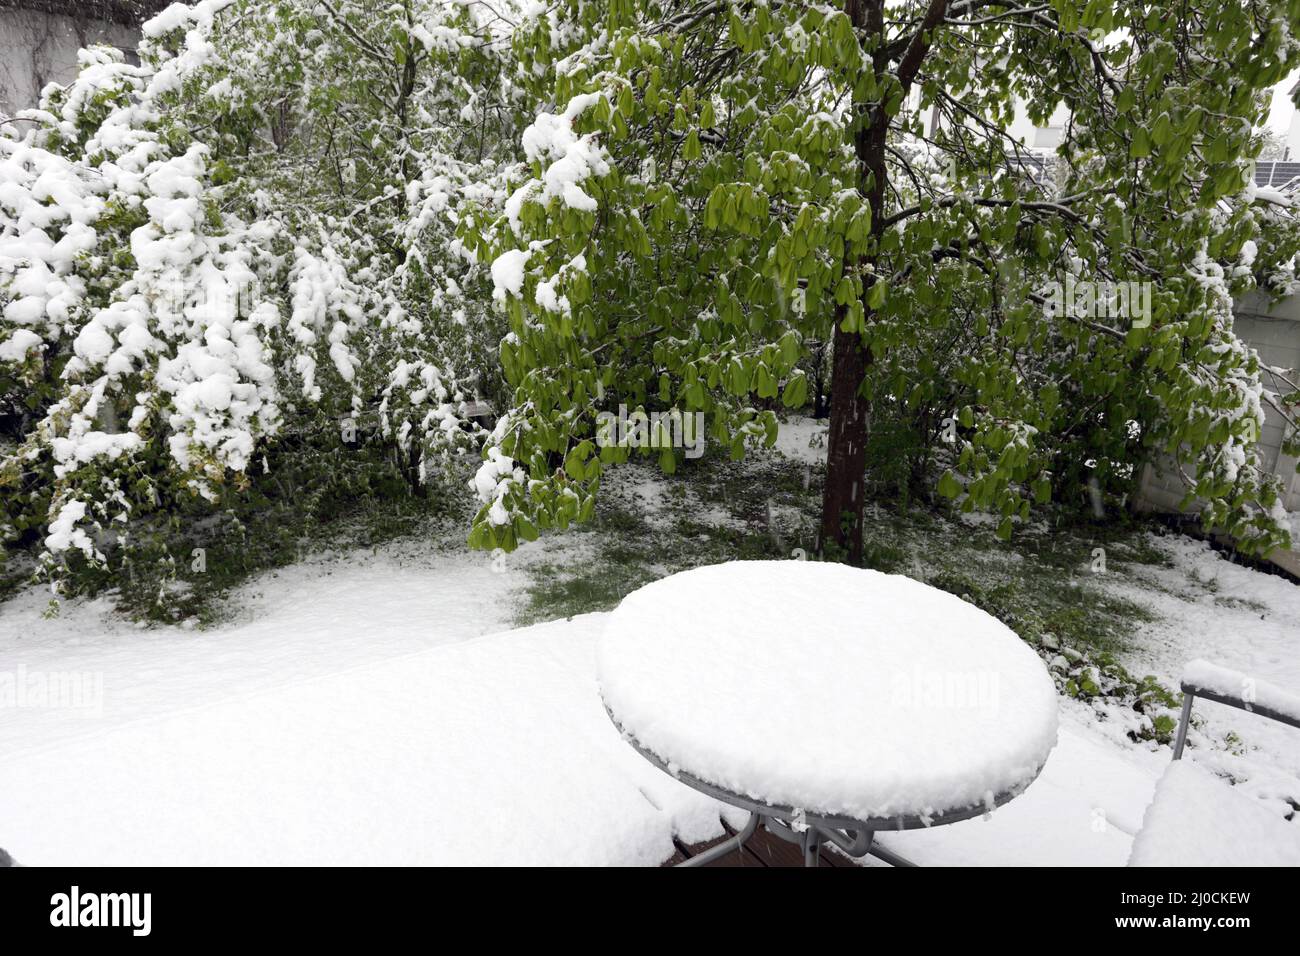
xmin=1111 ymin=533 xmax=1178 ymax=570
xmin=0 ymin=551 xmax=35 ymax=606
xmin=918 ymin=546 xmax=1158 ymax=656
xmin=1213 ymin=594 xmax=1268 ymax=613
xmin=513 ymin=446 xmax=1165 ymax=667
xmin=107 ymin=482 xmax=469 ymax=629
xmin=513 ymin=456 xmax=803 ymax=626
xmin=520 ymin=561 xmax=658 ymax=622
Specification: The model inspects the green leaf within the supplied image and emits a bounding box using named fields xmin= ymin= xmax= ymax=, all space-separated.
xmin=782 ymin=372 xmax=809 ymax=408
xmin=779 ymin=331 xmax=801 ymax=365
xmin=937 ymin=470 xmax=962 ymax=499
xmin=1129 ymin=128 xmax=1151 ymax=158
xmin=1032 ymin=478 xmax=1051 ymax=504
xmin=867 ymin=280 xmax=888 ymax=309
xmin=683 ymin=129 xmax=702 ymax=162
xmin=564 ymin=446 xmax=587 ymax=479
xmin=835 ymin=276 xmax=855 ymax=305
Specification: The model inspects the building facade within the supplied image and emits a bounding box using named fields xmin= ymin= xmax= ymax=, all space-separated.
xmin=0 ymin=1 xmax=165 ymax=118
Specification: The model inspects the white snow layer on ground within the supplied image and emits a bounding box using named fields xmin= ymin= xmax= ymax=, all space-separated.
xmin=2 ymin=507 xmax=1298 ymax=865
xmin=1129 ymin=760 xmax=1300 ymax=866
xmin=5 ymin=600 xmax=1150 ymax=866
xmin=0 ymin=547 xmax=526 ymax=758
xmin=1095 ymin=534 xmax=1300 ymax=813
xmin=771 ymin=414 xmax=828 ymax=466
xmin=873 ymin=714 xmax=1159 ymax=866
xmin=1 ymin=615 xmax=739 ymax=865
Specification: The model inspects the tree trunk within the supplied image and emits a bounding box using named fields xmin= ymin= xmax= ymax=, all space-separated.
xmin=819 ymin=323 xmax=871 ymax=562
xmin=811 ymin=340 xmax=830 ymax=419
xmin=818 ymin=0 xmax=888 ymax=564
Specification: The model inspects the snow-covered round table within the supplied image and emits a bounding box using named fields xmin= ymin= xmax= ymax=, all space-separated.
xmin=598 ymin=561 xmax=1059 ymax=866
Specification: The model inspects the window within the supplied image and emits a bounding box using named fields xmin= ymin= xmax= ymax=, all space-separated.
xmin=1033 ymin=125 xmax=1062 ymax=149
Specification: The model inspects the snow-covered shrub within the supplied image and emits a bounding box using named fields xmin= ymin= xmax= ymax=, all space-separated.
xmin=0 ymin=0 xmax=525 ymax=604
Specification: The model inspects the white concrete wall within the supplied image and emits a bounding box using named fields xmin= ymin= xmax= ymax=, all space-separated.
xmin=1005 ymin=102 xmax=1072 ymax=153
xmin=908 ymin=86 xmax=1075 ymax=156
xmin=1137 ymin=292 xmax=1300 ymax=515
xmin=0 ymin=7 xmax=138 ymax=118
xmin=1233 ymin=294 xmax=1300 ymax=511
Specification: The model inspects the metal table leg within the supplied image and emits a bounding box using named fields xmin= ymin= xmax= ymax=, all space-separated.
xmin=677 ymin=809 xmax=920 ymax=867
xmin=804 ymin=829 xmax=821 ymax=867
xmin=678 ymin=813 xmax=761 ymax=867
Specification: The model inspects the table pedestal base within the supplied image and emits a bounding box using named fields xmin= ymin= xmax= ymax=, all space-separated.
xmin=679 ymin=814 xmax=917 ymax=868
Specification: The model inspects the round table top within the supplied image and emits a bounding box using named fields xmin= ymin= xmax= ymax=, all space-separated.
xmin=598 ymin=561 xmax=1058 ymax=827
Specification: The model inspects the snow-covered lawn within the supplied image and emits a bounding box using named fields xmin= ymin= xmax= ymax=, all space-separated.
xmin=2 ymin=432 xmax=1297 ymax=865
xmin=0 ymin=544 xmax=526 ymax=759
xmin=1096 ymin=535 xmax=1300 ymax=809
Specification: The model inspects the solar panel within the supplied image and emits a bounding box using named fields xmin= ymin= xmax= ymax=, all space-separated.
xmin=1254 ymin=161 xmax=1300 ymax=187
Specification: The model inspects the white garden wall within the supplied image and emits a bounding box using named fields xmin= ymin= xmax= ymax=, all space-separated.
xmin=1136 ymin=291 xmax=1300 ymax=575
xmin=0 ymin=6 xmax=138 ymax=118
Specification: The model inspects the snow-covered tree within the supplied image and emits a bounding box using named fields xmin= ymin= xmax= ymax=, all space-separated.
xmin=0 ymin=0 xmax=526 ymax=597
xmin=471 ymin=0 xmax=1300 ymax=561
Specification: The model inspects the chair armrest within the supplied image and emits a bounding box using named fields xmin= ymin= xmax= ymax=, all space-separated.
xmin=1180 ymin=659 xmax=1300 ymax=731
